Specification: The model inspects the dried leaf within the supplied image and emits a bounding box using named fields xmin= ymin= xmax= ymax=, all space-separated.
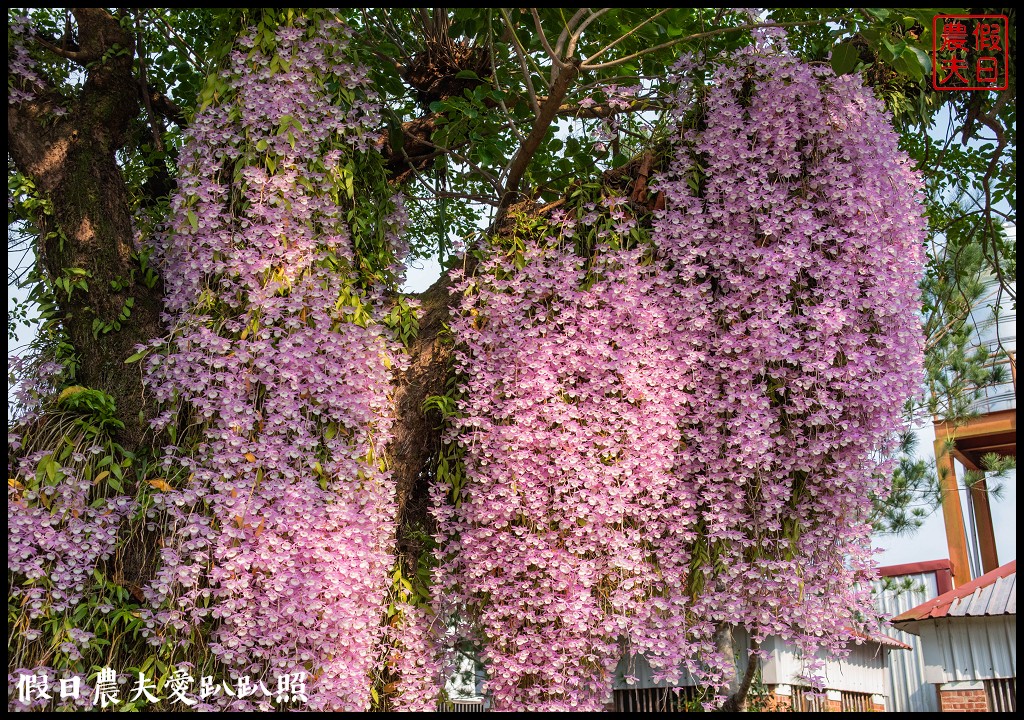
xmin=148 ymin=478 xmax=174 ymax=492
xmin=57 ymin=385 xmax=86 ymax=403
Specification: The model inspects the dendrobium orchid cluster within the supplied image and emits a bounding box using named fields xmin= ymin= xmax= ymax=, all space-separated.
xmin=440 ymin=50 xmax=924 ymax=710
xmin=389 ymin=601 xmax=448 ymax=711
xmin=140 ymin=18 xmax=405 ymax=711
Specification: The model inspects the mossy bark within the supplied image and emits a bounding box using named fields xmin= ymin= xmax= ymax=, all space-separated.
xmin=8 ymin=8 xmax=164 ymax=450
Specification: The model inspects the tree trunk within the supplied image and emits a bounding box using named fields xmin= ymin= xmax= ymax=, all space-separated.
xmin=8 ymin=8 xmax=165 ymax=450
xmin=391 ymin=271 xmax=458 ymax=565
xmin=716 ymin=624 xmax=761 ymax=712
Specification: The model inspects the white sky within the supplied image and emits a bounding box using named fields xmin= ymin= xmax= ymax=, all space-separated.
xmin=402 ymin=254 xmax=443 ymax=294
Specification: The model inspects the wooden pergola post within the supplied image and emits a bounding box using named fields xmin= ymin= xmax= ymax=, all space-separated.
xmin=932 ymin=407 xmax=1016 ymax=588
xmin=933 ymin=437 xmax=972 ymax=588
xmin=959 ymin=454 xmax=1000 ymax=575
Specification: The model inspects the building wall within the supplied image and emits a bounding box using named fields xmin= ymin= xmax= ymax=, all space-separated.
xmin=873 ymin=570 xmax=942 ymax=711
xmin=966 ymin=273 xmax=1016 ymax=417
xmin=962 ymin=271 xmax=1017 ymax=573
xmin=769 ymin=684 xmax=886 ymax=712
xmin=613 ymin=630 xmax=891 ymax=709
xmin=918 ymin=616 xmax=1017 ymax=684
xmin=937 ymin=681 xmax=990 ymax=712
xmin=759 ymin=635 xmax=890 ymax=696
xmin=612 ymin=651 xmax=702 ymax=691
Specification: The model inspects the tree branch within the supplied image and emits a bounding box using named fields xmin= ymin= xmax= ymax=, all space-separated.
xmin=529 ymin=8 xmax=564 ymax=68
xmin=581 ymin=7 xmax=671 ymax=65
xmin=147 ymin=87 xmax=188 ymax=127
xmin=135 ymin=11 xmax=165 ymax=153
xmin=729 ymin=638 xmax=761 ymax=711
xmin=567 ymin=8 xmax=613 ymax=60
xmin=555 ymin=8 xmax=591 ymax=58
xmin=714 ymin=626 xmax=760 ymax=712
xmin=974 ymin=90 xmax=1016 ymax=304
xmin=552 ymin=97 xmax=664 ymax=118
xmin=582 ymin=19 xmax=834 ymax=71
xmin=497 ymin=59 xmax=580 ymax=218
xmin=148 ymin=9 xmax=206 ymax=72
xmin=34 ymin=32 xmax=96 ymax=64
xmin=487 ymin=11 xmax=527 ymax=143
xmin=500 ymin=8 xmax=544 ymax=112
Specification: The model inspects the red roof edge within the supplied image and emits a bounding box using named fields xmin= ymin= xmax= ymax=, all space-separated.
xmin=874 ymin=634 xmax=912 ymax=650
xmin=878 ymin=558 xmax=954 ymax=595
xmin=877 ymin=558 xmax=953 ymax=577
xmin=892 ymin=560 xmax=1017 ymax=623
xmin=846 ymin=628 xmax=912 ymax=650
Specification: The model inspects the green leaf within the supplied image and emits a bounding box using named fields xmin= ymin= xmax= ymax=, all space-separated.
xmin=882 ymin=38 xmax=907 ymax=61
xmin=830 ymin=43 xmax=860 ymax=75
xmin=892 ymin=52 xmax=920 ymax=81
xmin=43 ymin=455 xmax=58 ymax=483
xmin=124 ymin=349 xmax=148 ymax=364
xmin=907 ymin=46 xmax=932 ymax=79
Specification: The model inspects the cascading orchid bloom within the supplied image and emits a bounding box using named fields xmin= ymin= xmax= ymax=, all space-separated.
xmin=142 ymin=18 xmax=406 ymax=711
xmin=440 ymin=49 xmax=924 ymax=711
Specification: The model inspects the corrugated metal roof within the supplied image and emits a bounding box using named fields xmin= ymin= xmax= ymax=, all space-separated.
xmin=847 ymin=628 xmax=912 ymax=650
xmin=893 ymin=560 xmax=1016 ymax=624
xmin=868 ymin=632 xmax=913 ymax=650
